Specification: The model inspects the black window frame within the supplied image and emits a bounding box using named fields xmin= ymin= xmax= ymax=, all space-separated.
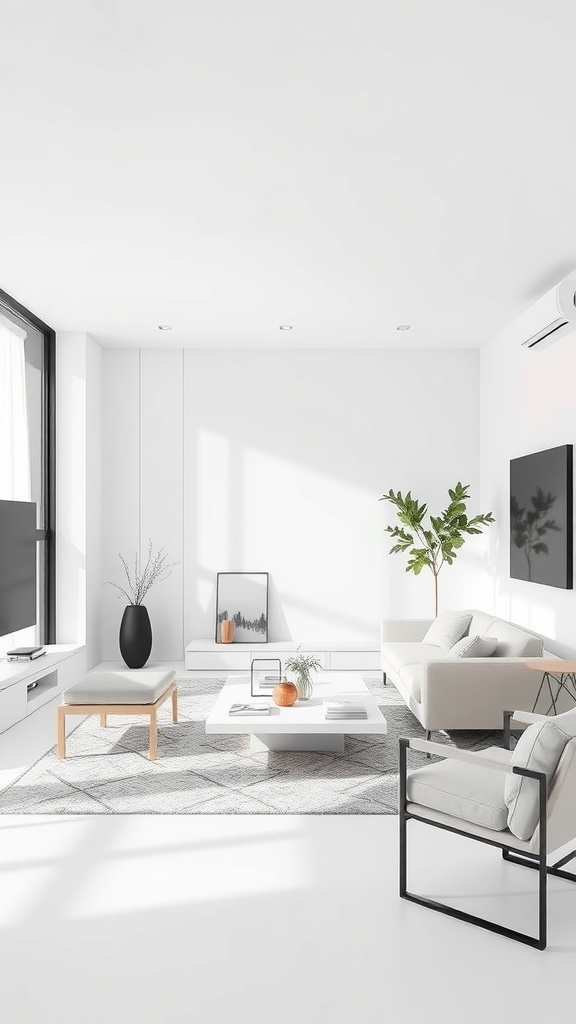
xmin=0 ymin=287 xmax=56 ymax=644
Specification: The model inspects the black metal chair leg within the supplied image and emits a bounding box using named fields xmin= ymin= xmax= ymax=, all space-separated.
xmin=504 ymin=846 xmax=576 ymax=884
xmin=400 ymin=740 xmax=549 ymax=949
xmin=399 ymin=739 xmax=408 ymax=897
xmin=553 ymin=848 xmax=576 ymax=870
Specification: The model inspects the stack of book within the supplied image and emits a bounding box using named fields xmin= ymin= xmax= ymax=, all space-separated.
xmin=324 ymin=700 xmax=368 ymax=720
xmin=256 ymin=675 xmax=279 ymax=689
xmin=229 ymin=702 xmax=271 ymax=717
xmin=7 ymin=646 xmax=46 ymax=662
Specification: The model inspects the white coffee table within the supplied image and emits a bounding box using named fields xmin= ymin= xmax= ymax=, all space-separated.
xmin=205 ymin=671 xmax=387 ymax=752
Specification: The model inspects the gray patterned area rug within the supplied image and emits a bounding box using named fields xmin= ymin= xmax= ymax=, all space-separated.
xmin=0 ymin=678 xmax=502 ymax=815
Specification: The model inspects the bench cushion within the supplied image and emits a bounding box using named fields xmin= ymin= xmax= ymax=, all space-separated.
xmin=63 ymin=669 xmax=176 ymax=706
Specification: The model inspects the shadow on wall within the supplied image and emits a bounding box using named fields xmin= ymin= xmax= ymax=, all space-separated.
xmin=481 ymin=487 xmax=576 ymax=659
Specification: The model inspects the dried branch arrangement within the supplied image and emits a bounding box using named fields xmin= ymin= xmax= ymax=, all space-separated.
xmin=106 ymin=541 xmax=178 ymax=605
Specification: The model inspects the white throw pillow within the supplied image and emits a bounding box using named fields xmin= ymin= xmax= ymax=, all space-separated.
xmin=422 ymin=610 xmax=472 ymax=651
xmin=505 ymin=709 xmax=576 ymax=840
xmin=449 ymin=635 xmax=498 ymax=658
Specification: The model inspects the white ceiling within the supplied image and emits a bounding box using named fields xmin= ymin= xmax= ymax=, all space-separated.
xmin=1 ymin=0 xmax=576 ymax=349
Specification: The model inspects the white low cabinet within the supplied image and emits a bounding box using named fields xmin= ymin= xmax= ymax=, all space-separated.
xmin=0 ymin=645 xmax=86 ymax=735
xmin=185 ymin=639 xmax=380 ymax=674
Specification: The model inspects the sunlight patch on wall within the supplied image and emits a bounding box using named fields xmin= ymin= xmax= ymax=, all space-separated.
xmin=196 ymin=429 xmax=232 ymax=573
xmin=241 ymin=446 xmax=381 ymax=638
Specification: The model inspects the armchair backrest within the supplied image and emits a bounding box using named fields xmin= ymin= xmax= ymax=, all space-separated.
xmin=529 ymin=738 xmax=576 ymax=853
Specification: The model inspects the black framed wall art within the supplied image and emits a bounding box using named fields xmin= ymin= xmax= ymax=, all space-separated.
xmin=510 ymin=444 xmax=573 ymax=589
xmin=215 ymin=572 xmax=269 ymax=642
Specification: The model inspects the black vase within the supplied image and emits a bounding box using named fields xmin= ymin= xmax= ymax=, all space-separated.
xmin=119 ymin=605 xmax=152 ymax=669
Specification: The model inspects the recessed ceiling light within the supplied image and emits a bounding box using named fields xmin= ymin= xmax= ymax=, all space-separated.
xmin=279 ymin=324 xmax=293 ymax=331
xmin=158 ymin=324 xmax=172 ymax=331
xmin=396 ymin=324 xmax=411 ymax=331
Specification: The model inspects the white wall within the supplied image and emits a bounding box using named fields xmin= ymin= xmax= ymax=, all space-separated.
xmin=56 ymin=331 xmax=102 ymax=667
xmin=86 ymin=335 xmax=102 ymax=665
xmin=479 ymin=326 xmax=576 ymax=656
xmin=102 ymin=349 xmax=480 ymax=660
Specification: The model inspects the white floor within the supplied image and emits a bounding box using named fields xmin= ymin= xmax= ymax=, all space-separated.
xmin=2 ymin=697 xmax=576 ymax=1024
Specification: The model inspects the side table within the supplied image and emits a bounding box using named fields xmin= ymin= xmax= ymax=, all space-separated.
xmin=526 ymin=660 xmax=576 ymax=715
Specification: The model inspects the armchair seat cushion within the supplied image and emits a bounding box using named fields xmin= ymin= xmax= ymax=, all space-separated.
xmin=407 ymin=746 xmax=511 ymax=832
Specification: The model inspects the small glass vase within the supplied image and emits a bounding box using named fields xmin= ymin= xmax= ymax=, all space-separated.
xmin=296 ymin=673 xmax=313 ymax=701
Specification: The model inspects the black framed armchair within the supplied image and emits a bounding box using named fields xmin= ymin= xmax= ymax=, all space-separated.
xmin=399 ymin=708 xmax=576 ymax=949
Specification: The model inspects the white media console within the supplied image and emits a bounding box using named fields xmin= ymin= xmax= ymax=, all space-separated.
xmin=0 ymin=645 xmax=86 ymax=734
xmin=185 ymin=639 xmax=381 ymax=674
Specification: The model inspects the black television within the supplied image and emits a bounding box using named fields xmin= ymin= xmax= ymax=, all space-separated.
xmin=510 ymin=445 xmax=573 ymax=589
xmin=0 ymin=500 xmax=37 ymax=636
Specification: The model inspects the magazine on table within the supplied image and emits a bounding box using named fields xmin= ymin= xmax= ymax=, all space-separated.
xmin=229 ymin=702 xmax=271 ymax=717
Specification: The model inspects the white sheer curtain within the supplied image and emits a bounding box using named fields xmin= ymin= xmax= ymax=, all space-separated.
xmin=0 ymin=313 xmax=31 ymax=501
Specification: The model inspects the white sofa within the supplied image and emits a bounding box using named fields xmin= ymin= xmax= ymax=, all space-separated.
xmin=381 ymin=609 xmax=551 ymax=733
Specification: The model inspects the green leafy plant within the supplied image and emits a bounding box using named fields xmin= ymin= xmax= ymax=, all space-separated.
xmin=379 ymin=482 xmax=495 ymax=614
xmin=284 ymin=648 xmax=322 ymax=682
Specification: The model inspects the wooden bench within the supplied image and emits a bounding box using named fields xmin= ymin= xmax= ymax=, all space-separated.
xmin=57 ymin=669 xmax=178 ymax=761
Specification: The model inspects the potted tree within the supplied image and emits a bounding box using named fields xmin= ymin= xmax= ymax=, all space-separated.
xmin=379 ymin=482 xmax=494 ymax=615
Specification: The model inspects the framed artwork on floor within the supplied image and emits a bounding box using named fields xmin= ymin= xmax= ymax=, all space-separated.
xmin=215 ymin=572 xmax=269 ymax=643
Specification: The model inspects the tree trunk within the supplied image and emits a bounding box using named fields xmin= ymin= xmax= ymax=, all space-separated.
xmin=433 ymin=573 xmax=439 ymax=616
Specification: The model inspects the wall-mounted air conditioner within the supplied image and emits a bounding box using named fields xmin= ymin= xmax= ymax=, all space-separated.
xmin=520 ymin=275 xmax=576 ymax=350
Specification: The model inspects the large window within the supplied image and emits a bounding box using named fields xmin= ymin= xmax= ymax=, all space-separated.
xmin=0 ymin=288 xmax=55 ymax=644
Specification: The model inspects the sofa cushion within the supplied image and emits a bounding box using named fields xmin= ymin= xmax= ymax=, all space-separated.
xmin=422 ymin=610 xmax=472 ymax=651
xmin=407 ymin=746 xmax=510 ymax=831
xmin=505 ymin=707 xmax=576 ymax=840
xmin=488 ymin=619 xmax=543 ymax=658
xmin=466 ymin=610 xmax=500 ymax=636
xmin=381 ymin=642 xmax=447 ymax=674
xmin=449 ymin=635 xmax=498 ymax=658
xmin=398 ymin=663 xmax=424 ymax=702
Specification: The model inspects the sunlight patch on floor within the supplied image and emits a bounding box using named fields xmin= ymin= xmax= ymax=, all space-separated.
xmin=0 ymin=815 xmax=308 ymax=923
